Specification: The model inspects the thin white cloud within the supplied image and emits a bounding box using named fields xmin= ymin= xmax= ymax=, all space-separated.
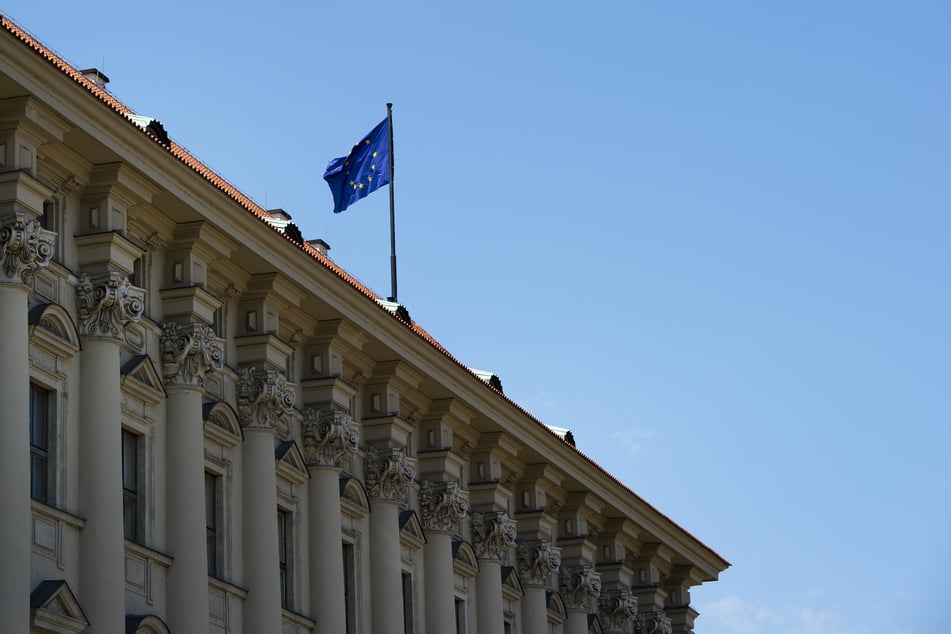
xmin=610 ymin=428 xmax=656 ymax=456
xmin=699 ymin=595 xmax=863 ymax=634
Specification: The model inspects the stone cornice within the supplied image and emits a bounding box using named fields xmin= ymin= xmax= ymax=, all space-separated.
xmin=560 ymin=565 xmax=602 ymax=611
xmin=471 ymin=511 xmax=517 ymax=562
xmin=75 ymin=271 xmax=144 ymax=339
xmin=0 ymin=211 xmax=54 ymax=285
xmin=235 ymin=366 xmax=295 ymax=432
xmin=516 ymin=539 xmax=561 ymax=587
xmin=365 ymin=446 xmax=415 ymax=504
xmin=600 ymin=589 xmax=639 ymax=633
xmin=160 ymin=320 xmax=223 ymax=389
xmin=300 ymin=408 xmax=359 ymax=469
xmin=419 ymin=480 xmax=468 ymax=534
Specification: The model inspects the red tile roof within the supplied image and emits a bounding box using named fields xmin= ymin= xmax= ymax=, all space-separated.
xmin=1 ymin=14 xmax=728 ymax=569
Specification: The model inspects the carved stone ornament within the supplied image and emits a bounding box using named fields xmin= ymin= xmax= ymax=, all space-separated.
xmin=419 ymin=480 xmax=469 ymax=534
xmin=0 ymin=211 xmax=55 ymax=285
xmin=365 ymin=446 xmax=416 ymax=504
xmin=301 ymin=408 xmax=359 ymax=469
xmin=471 ymin=511 xmax=517 ymax=562
xmin=236 ymin=367 xmax=295 ymax=432
xmin=599 ymin=589 xmax=639 ymax=633
xmin=160 ymin=321 xmax=223 ymax=388
xmin=634 ymin=611 xmax=672 ymax=634
xmin=516 ymin=539 xmax=561 ymax=587
xmin=560 ymin=565 xmax=602 ymax=611
xmin=76 ymin=272 xmax=145 ymax=338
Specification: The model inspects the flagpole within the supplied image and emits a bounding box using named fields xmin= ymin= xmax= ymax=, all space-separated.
xmin=386 ymin=102 xmax=398 ymax=303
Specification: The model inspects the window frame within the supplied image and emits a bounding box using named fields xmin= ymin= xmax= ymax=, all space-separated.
xmin=29 ymin=383 xmax=52 ymax=504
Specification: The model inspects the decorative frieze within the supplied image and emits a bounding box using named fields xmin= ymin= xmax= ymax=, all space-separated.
xmin=300 ymin=408 xmax=359 ymax=469
xmin=160 ymin=321 xmax=223 ymax=388
xmin=235 ymin=367 xmax=295 ymax=432
xmin=516 ymin=539 xmax=561 ymax=587
xmin=600 ymin=589 xmax=639 ymax=632
xmin=365 ymin=446 xmax=416 ymax=504
xmin=0 ymin=211 xmax=55 ymax=285
xmin=418 ymin=480 xmax=468 ymax=534
xmin=560 ymin=565 xmax=602 ymax=611
xmin=75 ymin=272 xmax=145 ymax=338
xmin=634 ymin=610 xmax=672 ymax=634
xmin=471 ymin=511 xmax=516 ymax=562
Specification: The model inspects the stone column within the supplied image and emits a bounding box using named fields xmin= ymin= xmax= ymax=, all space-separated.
xmin=561 ymin=565 xmax=602 ymax=634
xmin=76 ymin=272 xmax=145 ymax=634
xmin=161 ymin=321 xmax=222 ymax=633
xmin=599 ymin=589 xmax=639 ymax=634
xmin=472 ymin=511 xmax=517 ymax=634
xmin=0 ymin=211 xmax=54 ymax=631
xmin=419 ymin=480 xmax=469 ymax=634
xmin=517 ymin=539 xmax=561 ymax=634
xmin=365 ymin=446 xmax=415 ymax=634
xmin=301 ymin=408 xmax=359 ymax=634
xmin=237 ymin=367 xmax=295 ymax=633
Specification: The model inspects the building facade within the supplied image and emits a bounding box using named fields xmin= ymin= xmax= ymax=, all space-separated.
xmin=0 ymin=15 xmax=728 ymax=634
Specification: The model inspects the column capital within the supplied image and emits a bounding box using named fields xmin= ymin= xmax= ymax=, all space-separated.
xmin=517 ymin=538 xmax=561 ymax=587
xmin=560 ymin=565 xmax=602 ymax=612
xmin=599 ymin=589 xmax=639 ymax=633
xmin=301 ymin=408 xmax=359 ymax=469
xmin=160 ymin=320 xmax=223 ymax=389
xmin=634 ymin=610 xmax=672 ymax=634
xmin=0 ymin=211 xmax=54 ymax=286
xmin=76 ymin=271 xmax=144 ymax=339
xmin=419 ymin=480 xmax=468 ymax=534
xmin=236 ymin=367 xmax=295 ymax=433
xmin=365 ymin=446 xmax=416 ymax=504
xmin=471 ymin=511 xmax=517 ymax=562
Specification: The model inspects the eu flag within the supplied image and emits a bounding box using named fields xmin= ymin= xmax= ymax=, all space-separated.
xmin=323 ymin=119 xmax=391 ymax=213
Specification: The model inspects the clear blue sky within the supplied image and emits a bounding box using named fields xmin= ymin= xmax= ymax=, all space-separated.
xmin=6 ymin=2 xmax=949 ymax=632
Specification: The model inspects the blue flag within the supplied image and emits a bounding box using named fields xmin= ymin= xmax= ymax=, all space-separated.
xmin=323 ymin=118 xmax=391 ymax=213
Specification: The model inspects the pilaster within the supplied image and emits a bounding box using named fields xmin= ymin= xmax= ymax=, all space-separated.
xmin=599 ymin=589 xmax=639 ymax=634
xmin=517 ymin=538 xmax=561 ymax=634
xmin=472 ymin=511 xmax=517 ymax=634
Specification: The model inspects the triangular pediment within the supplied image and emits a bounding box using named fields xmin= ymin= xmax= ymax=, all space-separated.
xmin=399 ymin=509 xmax=426 ymax=548
xmin=275 ymin=440 xmax=309 ymax=484
xmin=30 ymin=579 xmax=89 ymax=632
xmin=203 ymin=400 xmax=243 ymax=447
xmin=501 ymin=566 xmax=524 ymax=600
xmin=121 ymin=354 xmax=167 ymax=404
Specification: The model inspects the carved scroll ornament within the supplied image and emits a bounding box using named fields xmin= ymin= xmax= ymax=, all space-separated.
xmin=517 ymin=539 xmax=561 ymax=587
xmin=419 ymin=480 xmax=468 ymax=533
xmin=0 ymin=212 xmax=55 ymax=285
xmin=236 ymin=367 xmax=295 ymax=432
xmin=76 ymin=272 xmax=145 ymax=338
xmin=560 ymin=565 xmax=602 ymax=611
xmin=301 ymin=408 xmax=359 ymax=468
xmin=600 ymin=589 xmax=639 ymax=632
xmin=160 ymin=321 xmax=223 ymax=388
xmin=471 ymin=511 xmax=517 ymax=562
xmin=365 ymin=446 xmax=415 ymax=504
xmin=634 ymin=610 xmax=672 ymax=634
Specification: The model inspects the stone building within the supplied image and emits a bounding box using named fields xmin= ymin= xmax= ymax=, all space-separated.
xmin=0 ymin=15 xmax=728 ymax=634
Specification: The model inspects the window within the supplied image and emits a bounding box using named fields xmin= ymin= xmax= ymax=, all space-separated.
xmin=30 ymin=384 xmax=50 ymax=503
xmin=278 ymin=510 xmax=291 ymax=609
xmin=205 ymin=472 xmax=219 ymax=577
xmin=401 ymin=571 xmax=414 ymax=634
xmin=122 ymin=430 xmax=139 ymax=541
xmin=455 ymin=598 xmax=467 ymax=634
xmin=343 ymin=542 xmax=357 ymax=634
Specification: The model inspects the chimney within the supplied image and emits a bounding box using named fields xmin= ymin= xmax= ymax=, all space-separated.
xmin=80 ymin=68 xmax=109 ymax=89
xmin=307 ymin=239 xmax=331 ymax=258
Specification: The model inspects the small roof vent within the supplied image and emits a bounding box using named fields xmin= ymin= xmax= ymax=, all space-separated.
xmin=546 ymin=425 xmax=575 ymax=447
xmin=470 ymin=368 xmax=504 ymax=393
xmin=127 ymin=114 xmax=170 ymax=146
xmin=79 ymin=68 xmax=109 ymax=89
xmin=377 ymin=299 xmax=412 ymax=324
xmin=307 ymin=239 xmax=331 ymax=258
